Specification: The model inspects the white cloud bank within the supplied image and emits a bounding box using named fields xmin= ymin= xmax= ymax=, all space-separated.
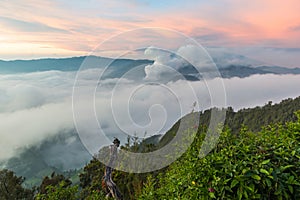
xmin=0 ymin=46 xmax=300 ymax=163
xmin=0 ymin=68 xmax=300 ymax=162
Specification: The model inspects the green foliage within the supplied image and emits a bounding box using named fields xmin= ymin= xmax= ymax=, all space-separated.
xmin=35 ymin=181 xmax=79 ymax=200
xmin=0 ymin=169 xmax=35 ymax=200
xmin=84 ymin=190 xmax=108 ymax=200
xmin=38 ymin=172 xmax=72 ymax=194
xmin=139 ymin=112 xmax=300 ymax=199
xmin=225 ymin=97 xmax=300 ymax=133
xmin=35 ymin=166 xmax=107 ymax=200
xmin=138 ymin=175 xmax=157 ymax=200
xmin=79 ymin=157 xmax=105 ymax=199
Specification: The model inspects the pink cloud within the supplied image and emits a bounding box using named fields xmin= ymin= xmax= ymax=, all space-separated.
xmin=0 ymin=0 xmax=300 ymax=59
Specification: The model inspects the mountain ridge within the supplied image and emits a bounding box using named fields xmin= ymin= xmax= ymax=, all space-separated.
xmin=0 ymin=56 xmax=299 ymax=80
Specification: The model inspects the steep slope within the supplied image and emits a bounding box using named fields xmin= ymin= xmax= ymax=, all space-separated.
xmin=159 ymin=96 xmax=300 ymax=148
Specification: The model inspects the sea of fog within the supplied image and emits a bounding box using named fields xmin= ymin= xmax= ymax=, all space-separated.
xmin=0 ymin=68 xmax=300 ymax=167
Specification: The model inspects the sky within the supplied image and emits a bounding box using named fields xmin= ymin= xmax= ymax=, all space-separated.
xmin=1 ymin=0 xmax=300 ymax=67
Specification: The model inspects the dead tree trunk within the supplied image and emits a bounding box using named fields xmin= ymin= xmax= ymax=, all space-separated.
xmin=103 ymin=142 xmax=123 ymax=200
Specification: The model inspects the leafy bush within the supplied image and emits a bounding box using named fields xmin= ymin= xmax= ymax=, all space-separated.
xmin=35 ymin=181 xmax=79 ymax=200
xmin=139 ymin=111 xmax=300 ymax=199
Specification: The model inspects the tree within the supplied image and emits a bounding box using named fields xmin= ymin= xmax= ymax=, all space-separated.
xmin=38 ymin=172 xmax=72 ymax=194
xmin=0 ymin=169 xmax=34 ymax=200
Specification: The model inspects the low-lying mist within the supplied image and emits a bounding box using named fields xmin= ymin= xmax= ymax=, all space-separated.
xmin=0 ymin=68 xmax=299 ymax=167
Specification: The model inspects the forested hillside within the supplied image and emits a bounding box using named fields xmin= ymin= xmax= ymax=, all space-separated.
xmin=1 ymin=97 xmax=299 ymax=199
xmin=159 ymin=96 xmax=300 ymax=148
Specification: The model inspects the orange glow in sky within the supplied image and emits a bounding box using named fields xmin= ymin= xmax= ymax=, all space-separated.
xmin=0 ymin=0 xmax=300 ymax=60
